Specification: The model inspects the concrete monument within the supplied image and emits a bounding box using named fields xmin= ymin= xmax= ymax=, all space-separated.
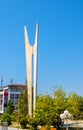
xmin=24 ymin=23 xmax=38 ymax=116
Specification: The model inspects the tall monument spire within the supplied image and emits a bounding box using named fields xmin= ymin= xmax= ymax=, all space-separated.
xmin=24 ymin=23 xmax=38 ymax=116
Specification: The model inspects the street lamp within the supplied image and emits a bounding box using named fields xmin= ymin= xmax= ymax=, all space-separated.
xmin=60 ymin=110 xmax=72 ymax=130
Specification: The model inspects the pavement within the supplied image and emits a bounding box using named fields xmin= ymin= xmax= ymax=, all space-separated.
xmin=0 ymin=120 xmax=83 ymax=129
xmin=0 ymin=126 xmax=17 ymax=130
xmin=0 ymin=126 xmax=27 ymax=130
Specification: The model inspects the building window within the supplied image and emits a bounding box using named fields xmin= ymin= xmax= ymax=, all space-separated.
xmin=10 ymin=88 xmax=15 ymax=92
xmin=10 ymin=88 xmax=20 ymax=92
xmin=10 ymin=94 xmax=14 ymax=99
xmin=15 ymin=94 xmax=19 ymax=99
xmin=4 ymin=89 xmax=8 ymax=92
xmin=16 ymin=89 xmax=20 ymax=92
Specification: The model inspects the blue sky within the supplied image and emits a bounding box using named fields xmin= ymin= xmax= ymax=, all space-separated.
xmin=0 ymin=0 xmax=83 ymax=96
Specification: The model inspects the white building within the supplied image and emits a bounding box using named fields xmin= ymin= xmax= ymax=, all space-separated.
xmin=0 ymin=84 xmax=25 ymax=114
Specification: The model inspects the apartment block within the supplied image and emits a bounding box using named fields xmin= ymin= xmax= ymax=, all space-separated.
xmin=0 ymin=84 xmax=25 ymax=114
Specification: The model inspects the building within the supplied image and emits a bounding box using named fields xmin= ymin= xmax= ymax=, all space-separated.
xmin=0 ymin=84 xmax=25 ymax=114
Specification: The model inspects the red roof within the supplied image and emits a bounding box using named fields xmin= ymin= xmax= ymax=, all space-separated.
xmin=3 ymin=84 xmax=25 ymax=88
xmin=8 ymin=84 xmax=25 ymax=87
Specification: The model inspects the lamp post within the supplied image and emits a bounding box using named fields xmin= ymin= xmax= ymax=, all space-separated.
xmin=60 ymin=110 xmax=72 ymax=130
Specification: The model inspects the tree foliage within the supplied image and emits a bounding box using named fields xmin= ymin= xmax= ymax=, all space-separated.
xmin=35 ymin=94 xmax=57 ymax=126
xmin=19 ymin=116 xmax=28 ymax=129
xmin=78 ymin=96 xmax=83 ymax=118
xmin=18 ymin=86 xmax=28 ymax=116
xmin=53 ymin=86 xmax=66 ymax=117
xmin=17 ymin=86 xmax=28 ymax=128
xmin=3 ymin=84 xmax=83 ymax=128
xmin=1 ymin=113 xmax=11 ymax=126
xmin=6 ymin=100 xmax=14 ymax=114
xmin=66 ymin=92 xmax=79 ymax=117
xmin=28 ymin=117 xmax=38 ymax=130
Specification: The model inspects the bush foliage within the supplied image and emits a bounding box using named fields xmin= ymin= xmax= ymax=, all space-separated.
xmin=1 ymin=113 xmax=11 ymax=126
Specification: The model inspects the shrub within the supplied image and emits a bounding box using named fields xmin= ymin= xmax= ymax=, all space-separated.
xmin=19 ymin=117 xmax=28 ymax=129
xmin=11 ymin=110 xmax=18 ymax=121
xmin=28 ymin=117 xmax=38 ymax=130
xmin=1 ymin=113 xmax=11 ymax=126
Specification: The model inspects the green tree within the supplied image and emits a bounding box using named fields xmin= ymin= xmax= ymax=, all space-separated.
xmin=28 ymin=117 xmax=38 ymax=130
xmin=18 ymin=86 xmax=28 ymax=116
xmin=35 ymin=94 xmax=56 ymax=126
xmin=66 ymin=92 xmax=79 ymax=118
xmin=78 ymin=96 xmax=83 ymax=118
xmin=53 ymin=86 xmax=66 ymax=117
xmin=18 ymin=86 xmax=28 ymax=128
xmin=6 ymin=100 xmax=14 ymax=114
